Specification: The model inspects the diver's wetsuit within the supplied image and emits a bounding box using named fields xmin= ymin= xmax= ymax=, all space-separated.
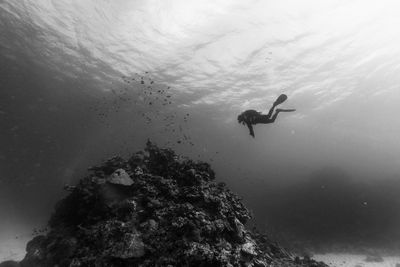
xmin=253 ymin=103 xmax=281 ymax=123
xmin=237 ymin=94 xmax=295 ymax=137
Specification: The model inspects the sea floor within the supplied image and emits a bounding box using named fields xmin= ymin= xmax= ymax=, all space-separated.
xmin=314 ymin=254 xmax=400 ymax=267
xmin=0 ymin=238 xmax=26 ymax=262
xmin=2 ymin=243 xmax=400 ymax=266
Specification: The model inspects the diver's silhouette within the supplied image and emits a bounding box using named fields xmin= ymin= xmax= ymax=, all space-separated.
xmin=237 ymin=94 xmax=295 ymax=138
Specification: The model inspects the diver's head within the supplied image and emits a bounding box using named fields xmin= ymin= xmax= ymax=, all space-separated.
xmin=237 ymin=114 xmax=244 ymax=124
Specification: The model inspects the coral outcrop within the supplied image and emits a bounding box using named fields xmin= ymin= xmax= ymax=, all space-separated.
xmin=17 ymin=141 xmax=327 ymax=267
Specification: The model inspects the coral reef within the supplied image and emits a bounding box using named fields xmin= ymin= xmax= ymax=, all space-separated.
xmin=16 ymin=141 xmax=327 ymax=267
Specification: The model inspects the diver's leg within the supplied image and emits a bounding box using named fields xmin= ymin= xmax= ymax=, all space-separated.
xmin=254 ymin=114 xmax=274 ymax=124
xmin=255 ymin=108 xmax=296 ymax=124
xmin=268 ymin=110 xmax=281 ymax=123
xmin=266 ymin=104 xmax=276 ymax=119
xmin=269 ymin=109 xmax=296 ymax=122
xmin=276 ymin=108 xmax=296 ymax=112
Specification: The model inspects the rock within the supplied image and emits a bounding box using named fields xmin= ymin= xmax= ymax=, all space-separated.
xmin=18 ymin=141 xmax=328 ymax=267
xmin=108 ymin=232 xmax=145 ymax=259
xmin=140 ymin=219 xmax=158 ymax=232
xmin=134 ymin=166 xmax=144 ymax=176
xmin=185 ymin=242 xmax=214 ymax=261
xmin=129 ymin=152 xmax=146 ymax=168
xmin=63 ymin=184 xmax=76 ymax=191
xmin=107 ymin=168 xmax=133 ymax=186
xmin=21 ymin=235 xmax=45 ymax=265
xmin=233 ymin=217 xmax=246 ymax=241
xmin=253 ymin=259 xmax=268 ymax=267
xmin=92 ymin=176 xmax=106 ymax=184
xmin=147 ymin=219 xmax=158 ymax=231
xmin=241 ymin=237 xmax=258 ymax=256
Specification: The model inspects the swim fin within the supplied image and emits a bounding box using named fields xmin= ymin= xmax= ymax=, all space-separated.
xmin=273 ymin=94 xmax=288 ymax=106
xmin=276 ymin=108 xmax=296 ymax=112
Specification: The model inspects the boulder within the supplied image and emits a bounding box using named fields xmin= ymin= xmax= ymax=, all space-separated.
xmin=18 ymin=141 xmax=328 ymax=267
xmin=107 ymin=169 xmax=133 ymax=186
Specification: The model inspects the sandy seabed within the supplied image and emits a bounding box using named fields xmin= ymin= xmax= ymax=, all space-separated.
xmin=0 ymin=238 xmax=26 ymax=262
xmin=2 ymin=246 xmax=400 ymax=266
xmin=314 ymin=254 xmax=400 ymax=267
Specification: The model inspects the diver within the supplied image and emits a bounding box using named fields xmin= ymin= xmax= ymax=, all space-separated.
xmin=237 ymin=94 xmax=295 ymax=138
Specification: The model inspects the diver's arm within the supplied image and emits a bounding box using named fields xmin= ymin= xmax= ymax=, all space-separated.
xmin=246 ymin=123 xmax=255 ymax=138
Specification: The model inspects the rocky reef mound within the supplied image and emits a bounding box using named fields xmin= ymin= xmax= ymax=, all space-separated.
xmin=18 ymin=141 xmax=327 ymax=267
